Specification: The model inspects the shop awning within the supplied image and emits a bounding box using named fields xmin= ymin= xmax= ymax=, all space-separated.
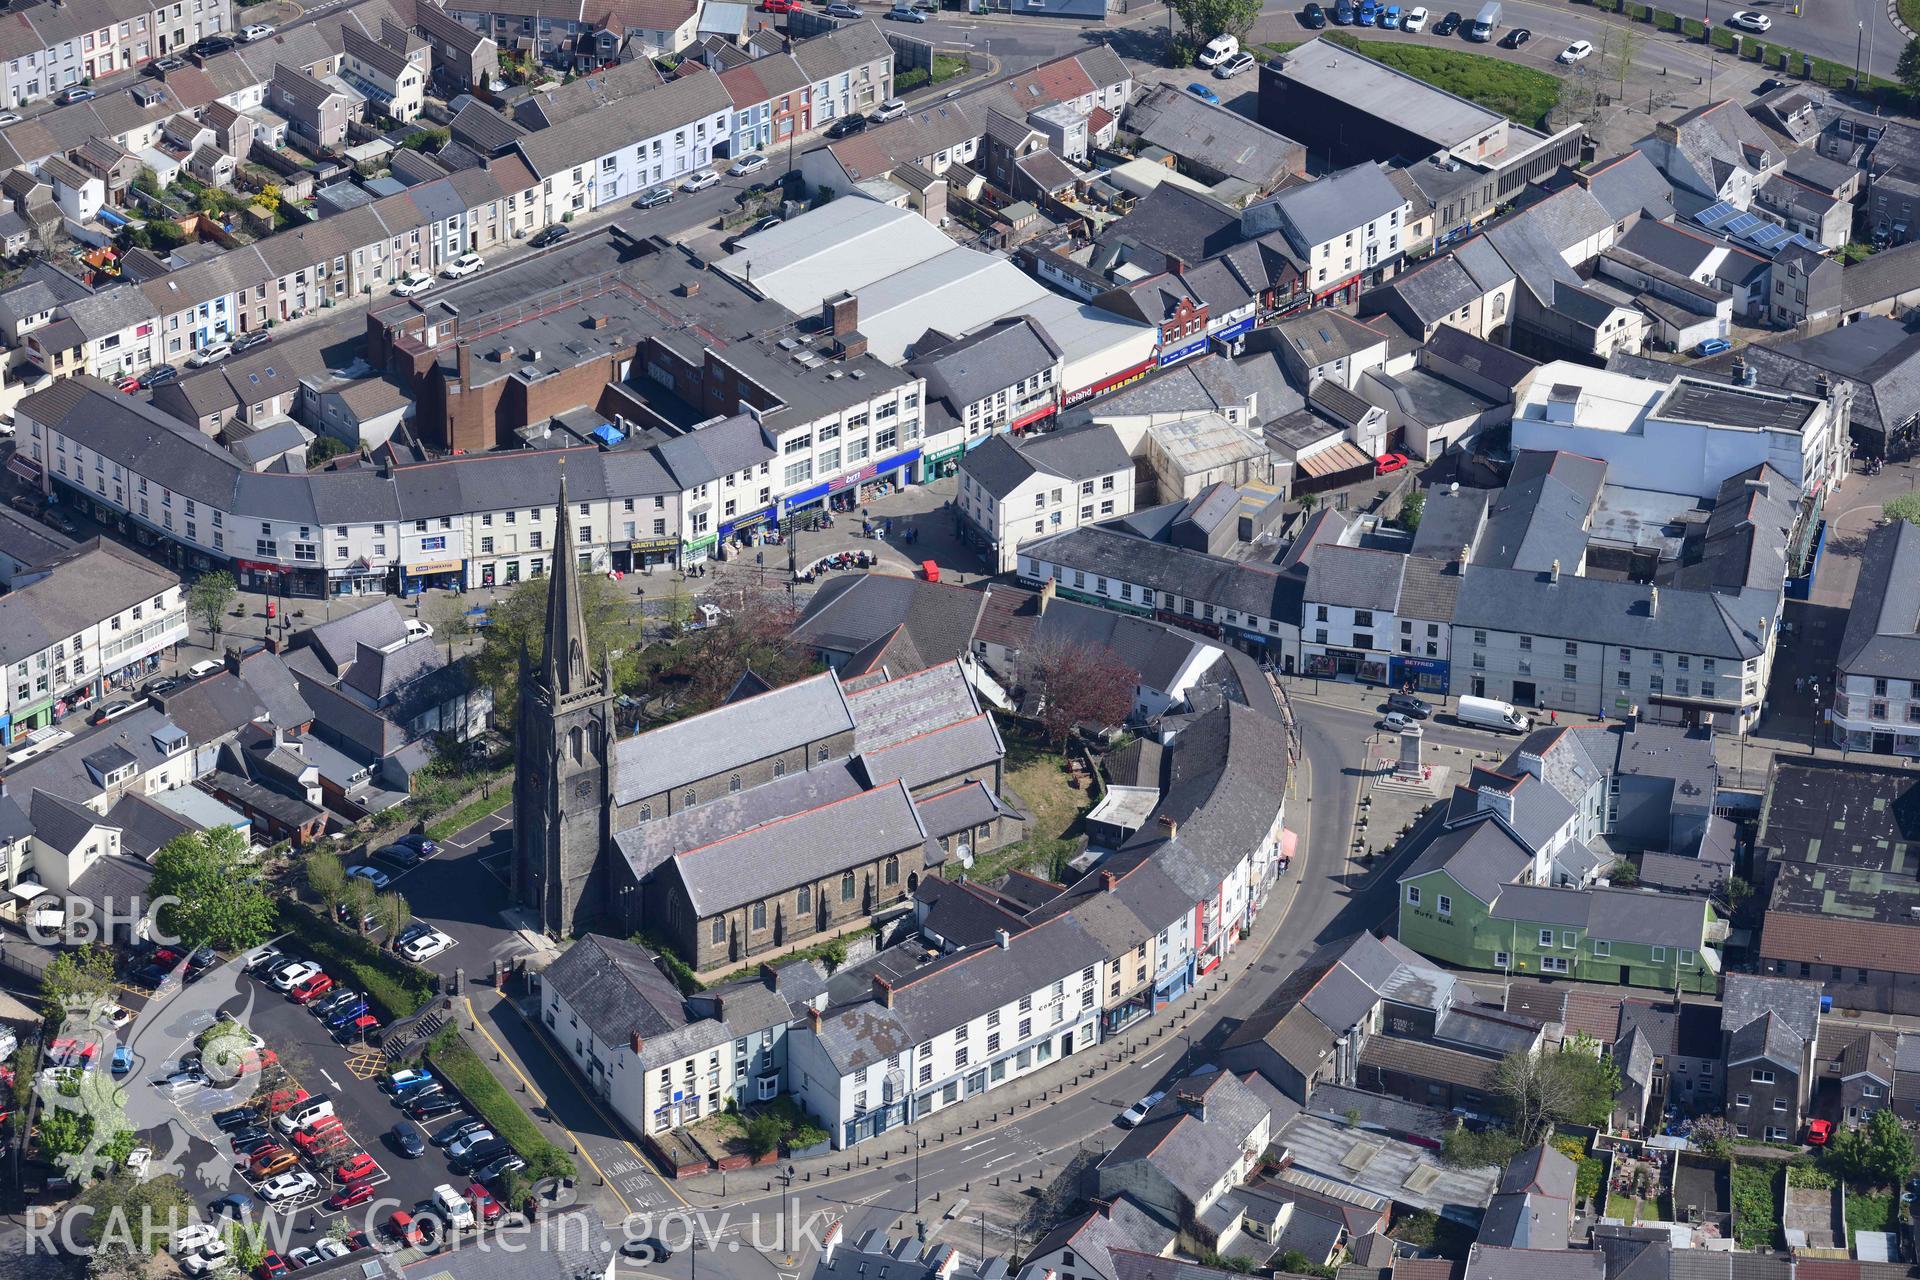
xmin=1280 ymin=829 xmax=1298 ymax=861
xmin=8 ymin=880 xmax=45 ymax=901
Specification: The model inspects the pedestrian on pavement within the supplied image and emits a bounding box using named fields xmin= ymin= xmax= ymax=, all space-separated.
xmin=1549 ymin=710 xmax=1558 ymax=725
xmin=1796 ymin=676 xmax=1804 ymax=694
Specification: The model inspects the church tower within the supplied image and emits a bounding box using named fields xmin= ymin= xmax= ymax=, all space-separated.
xmin=511 ymin=474 xmax=616 ymax=937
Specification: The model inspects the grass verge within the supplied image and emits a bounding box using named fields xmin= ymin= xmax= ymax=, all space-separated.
xmin=427 ymin=1034 xmax=575 ymax=1181
xmin=276 ymin=902 xmax=434 ymax=1020
xmin=422 ymin=775 xmax=510 ymax=842
xmin=1732 ymin=1161 xmax=1781 ymax=1251
xmin=1323 ymin=32 xmax=1559 ymax=126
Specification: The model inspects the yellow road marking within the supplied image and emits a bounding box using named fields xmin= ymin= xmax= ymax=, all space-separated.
xmin=462 ymin=996 xmax=637 ymax=1217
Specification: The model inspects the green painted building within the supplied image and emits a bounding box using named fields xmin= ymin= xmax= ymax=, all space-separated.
xmin=1398 ymin=820 xmax=1719 ymax=993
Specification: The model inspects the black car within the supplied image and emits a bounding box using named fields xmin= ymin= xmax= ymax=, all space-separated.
xmin=192 ymin=36 xmax=235 ymax=56
xmin=472 ymin=1153 xmax=526 ymax=1184
xmin=1433 ymin=9 xmax=1461 ymax=32
xmin=823 ymin=114 xmax=868 ymax=140
xmin=311 ymin=989 xmax=361 ymax=1018
xmin=452 ymin=1139 xmax=510 ymax=1174
xmin=231 ymin=1131 xmax=279 ymax=1156
xmin=409 ymin=1094 xmax=463 ymax=1121
xmin=1302 ymin=2 xmax=1326 ymax=25
xmin=143 ymin=56 xmax=186 ymax=76
xmin=623 ymin=1239 xmax=674 ymax=1263
xmin=1499 ymin=26 xmax=1530 ymax=46
xmin=1385 ymin=693 xmax=1433 ymax=719
xmin=212 ymin=1106 xmax=257 ymax=1132
xmin=388 ymin=1123 xmax=426 ymax=1158
xmin=530 ymin=224 xmax=569 ymax=248
xmin=130 ymin=963 xmax=170 ymax=990
xmin=138 ymin=364 xmax=178 ymax=389
xmin=232 ymin=331 xmax=272 ymax=354
xmin=142 ymin=675 xmax=183 ymax=696
xmin=373 ymin=843 xmax=420 ymax=868
xmin=227 ymin=1125 xmax=270 ymax=1148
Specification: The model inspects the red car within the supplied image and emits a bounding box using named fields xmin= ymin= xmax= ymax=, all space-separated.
xmin=387 ymin=1211 xmax=426 ymax=1246
xmin=1375 ymin=452 xmax=1410 ymax=475
xmin=466 ymin=1183 xmax=502 ymax=1223
xmin=290 ymin=973 xmax=335 ymax=1004
xmin=116 ymin=376 xmax=141 ymax=394
xmin=260 ymin=1087 xmax=308 ymax=1117
xmin=255 ymin=1253 xmax=291 ymax=1280
xmin=759 ymin=0 xmax=796 ymax=9
xmin=327 ymin=1180 xmax=376 ymax=1211
xmin=335 ymin=1152 xmax=378 ymax=1184
xmin=338 ymin=1014 xmax=380 ymax=1043
xmin=234 ymin=1048 xmax=278 ymax=1077
xmin=293 ymin=1123 xmax=350 ymax=1157
xmin=1806 ymin=1118 xmax=1834 ymax=1145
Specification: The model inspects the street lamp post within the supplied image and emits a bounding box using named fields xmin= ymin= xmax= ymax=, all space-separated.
xmin=1857 ymin=21 xmax=1865 ymax=85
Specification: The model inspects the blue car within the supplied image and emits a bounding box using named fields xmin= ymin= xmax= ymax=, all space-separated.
xmin=1333 ymin=1 xmax=1354 ymax=20
xmin=1382 ymin=4 xmax=1401 ymax=25
xmin=1185 ymin=82 xmax=1221 ymax=105
xmin=1357 ymin=1 xmax=1378 ymax=23
xmin=1694 ymin=337 xmax=1732 ymax=357
xmin=111 ymin=1046 xmax=132 ymax=1076
xmin=325 ymin=1001 xmax=369 ymax=1031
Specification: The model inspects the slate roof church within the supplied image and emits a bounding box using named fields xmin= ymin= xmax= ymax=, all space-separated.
xmin=513 ymin=484 xmax=1016 ymax=963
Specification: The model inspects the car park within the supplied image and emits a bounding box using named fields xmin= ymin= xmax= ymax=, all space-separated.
xmin=328 ymin=1180 xmax=377 ymax=1210
xmin=1184 ymin=82 xmax=1221 ymax=105
xmin=1433 ymin=9 xmax=1460 ymax=32
xmin=271 ymin=961 xmax=321 ymax=992
xmin=408 ymin=1091 xmax=461 ymax=1120
xmin=530 ymin=224 xmax=569 ymax=248
xmin=441 ymin=253 xmax=484 ymax=279
xmin=1558 ymin=39 xmax=1592 ymax=62
xmin=1118 ymin=1091 xmax=1164 ymax=1128
xmin=290 ymin=973 xmax=335 ymax=1004
xmin=399 ymin=931 xmax=452 ymax=963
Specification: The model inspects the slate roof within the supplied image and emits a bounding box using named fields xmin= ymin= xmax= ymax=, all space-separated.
xmin=1303 ymin=544 xmax=1404 ymax=612
xmin=1261 ymin=162 xmax=1407 ymax=250
xmin=1401 ymin=818 xmax=1532 ymax=904
xmin=1101 ymin=1069 xmax=1273 ymax=1206
xmin=0 ymin=539 xmax=178 ymax=669
xmin=1839 ymin=519 xmax=1920 ymax=680
xmin=1025 ymin=1198 xmax=1176 ymax=1280
xmin=1722 ymin=970 xmax=1821 ymax=1044
xmin=611 ymin=670 xmax=853 ymax=806
xmin=542 ymin=933 xmax=690 ymax=1048
xmin=1453 ymin=565 xmax=1772 ymax=661
xmin=1124 ymin=83 xmax=1302 ymax=187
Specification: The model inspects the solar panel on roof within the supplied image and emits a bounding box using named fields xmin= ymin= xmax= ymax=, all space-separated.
xmin=1750 ymin=224 xmax=1792 ymax=249
xmin=1694 ymin=201 xmax=1738 ymax=228
xmin=1725 ymin=212 xmax=1764 ymax=237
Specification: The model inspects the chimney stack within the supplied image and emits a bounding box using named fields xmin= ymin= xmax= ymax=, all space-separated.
xmin=996 ymin=928 xmax=1011 ymax=950
xmin=1038 ymin=578 xmax=1056 ymax=615
xmin=1159 ymin=815 xmax=1178 ymax=840
xmin=1100 ymin=871 xmax=1118 ymax=892
xmin=824 ymin=291 xmax=859 ymax=337
xmin=807 ymin=1005 xmax=823 ymax=1033
xmin=1649 ymin=586 xmax=1660 ymax=618
xmin=873 ymin=975 xmax=895 ymax=1007
xmin=1549 ymin=558 xmax=1560 ymax=585
xmin=1816 ymin=371 xmax=1833 ymax=398
xmin=630 ymin=1032 xmax=644 ymax=1054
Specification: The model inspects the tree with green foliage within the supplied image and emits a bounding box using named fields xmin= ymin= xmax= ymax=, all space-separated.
xmin=1885 ymin=492 xmax=1920 ymax=526
xmin=376 ymin=892 xmax=411 ymax=950
xmin=343 ymin=875 xmax=377 ymax=934
xmin=1493 ymin=1038 xmax=1620 ymax=1143
xmin=1397 ymin=490 xmax=1424 ymax=534
xmin=221 ymin=1219 xmax=271 ymax=1272
xmin=429 ymin=593 xmax=476 ymax=663
xmin=745 ymin=1111 xmax=785 ymax=1157
xmin=1441 ymin=1123 xmax=1524 ymax=1168
xmin=1899 ymin=37 xmax=1920 ymax=99
xmin=150 ymin=826 xmax=275 ymax=951
xmin=1168 ymin=0 xmax=1260 ymax=44
xmin=41 ymin=944 xmax=116 ymax=1025
xmin=79 ymin=1170 xmax=192 ymax=1253
xmin=402 ymin=127 xmax=451 ymax=152
xmin=187 ymin=570 xmax=237 ymax=643
xmin=1829 ymin=1107 xmax=1916 ymax=1187
xmin=1608 ymin=859 xmax=1638 ymax=885
xmin=307 ymin=435 xmax=353 ymax=465
xmin=37 ymin=1073 xmax=135 ymax=1175
xmin=307 ymin=850 xmax=346 ymax=915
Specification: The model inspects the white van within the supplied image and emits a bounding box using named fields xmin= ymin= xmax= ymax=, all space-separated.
xmin=1456 ymin=695 xmax=1533 ymax=734
xmin=276 ymin=1094 xmax=335 ymax=1134
xmin=1196 ymin=34 xmax=1239 ymax=67
xmin=432 ymin=1184 xmax=475 ymax=1230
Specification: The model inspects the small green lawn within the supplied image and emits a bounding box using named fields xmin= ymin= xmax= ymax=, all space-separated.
xmin=1320 ymin=32 xmax=1560 ymax=125
xmin=1732 ymin=1162 xmax=1781 ymax=1251
xmin=1846 ymin=1187 xmax=1898 ymax=1245
xmin=963 ymin=734 xmax=1094 ymax=883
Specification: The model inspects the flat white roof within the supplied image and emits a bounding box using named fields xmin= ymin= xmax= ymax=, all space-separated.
xmin=1514 ymin=361 xmax=1667 ymax=435
xmin=1013 ymin=292 xmax=1157 ymax=369
xmin=714 ymin=199 xmax=955 ymax=314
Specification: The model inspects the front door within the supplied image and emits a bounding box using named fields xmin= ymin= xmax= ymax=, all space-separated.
xmin=1876 ymin=732 xmax=1895 ymax=754
xmin=1471 ymin=676 xmax=1486 ymax=698
xmin=1513 ymin=680 xmax=1536 ymax=706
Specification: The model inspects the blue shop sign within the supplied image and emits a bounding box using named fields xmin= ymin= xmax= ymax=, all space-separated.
xmin=1213 ymin=316 xmax=1255 ymax=342
xmin=1158 ymin=336 xmax=1211 ymax=367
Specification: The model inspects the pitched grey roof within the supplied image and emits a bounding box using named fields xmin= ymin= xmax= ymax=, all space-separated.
xmin=1839 ymin=519 xmax=1920 ymax=679
xmin=1101 ymin=1069 xmax=1273 ymax=1205
xmin=790 ymin=574 xmax=989 ymax=664
xmin=29 ymin=788 xmax=106 ymax=855
xmin=0 ymin=539 xmax=179 ymax=669
xmin=542 ymin=933 xmax=691 ymax=1047
xmin=611 ymin=670 xmax=853 ymax=806
xmin=1465 ymin=1247 xmax=1604 ymax=1280
xmin=1303 ymin=544 xmax=1404 ymax=612
xmin=1024 ymin=523 xmax=1305 ymax=627
xmin=1262 ymin=162 xmax=1407 ymax=249
xmin=1453 ymin=565 xmax=1772 ymax=661
xmin=1401 ymin=818 xmax=1532 ymax=904
xmin=1722 ymin=971 xmax=1820 ymax=1043
xmin=1026 ymin=1199 xmax=1176 ymax=1280
xmin=910 ymin=316 xmax=1063 ymax=410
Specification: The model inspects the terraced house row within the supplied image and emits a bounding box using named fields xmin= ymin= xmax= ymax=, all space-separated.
xmin=0 ymin=0 xmax=232 ymax=107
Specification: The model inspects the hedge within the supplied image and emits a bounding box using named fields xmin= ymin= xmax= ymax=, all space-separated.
xmin=275 ymin=902 xmax=435 ymax=1020
xmin=427 ymin=1036 xmax=575 ymax=1181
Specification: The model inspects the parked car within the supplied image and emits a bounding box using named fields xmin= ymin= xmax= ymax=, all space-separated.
xmin=232 ymin=331 xmax=271 ymax=354
xmin=824 ymin=2 xmax=863 ymax=14
xmin=399 ymin=932 xmax=452 ymax=963
xmin=872 ymin=98 xmax=908 ymax=121
xmin=259 ymin=1170 xmax=317 ymax=1203
xmin=336 ymin=1153 xmax=379 ymax=1184
xmin=372 ymin=844 xmax=419 ymax=868
xmin=408 ymin=1092 xmax=462 ymax=1120
xmin=1212 ymin=51 xmax=1255 ymax=77
xmin=1432 ymin=9 xmax=1460 ymax=32
xmin=681 ymin=169 xmax=721 ymax=191
xmin=452 ymin=1139 xmax=511 ymax=1174
xmin=161 ymin=1069 xmax=209 ymax=1097
xmin=1357 ymin=0 xmax=1378 ymax=24
xmin=1184 ymin=82 xmax=1221 ymax=105
xmin=885 ymin=3 xmax=928 ymax=17
xmin=290 ymin=973 xmax=335 ymax=1004
xmin=208 ymin=1193 xmax=254 ymax=1221
xmin=394 ymin=834 xmax=438 ymax=858
xmin=728 ymin=155 xmax=769 ymax=178
xmin=1386 ymin=693 xmax=1433 ymax=719
xmin=1375 ymin=452 xmax=1410 ymax=475
xmin=240 ymin=23 xmax=275 ymax=39
xmin=286 ymin=1249 xmax=321 ymax=1270
xmin=324 ymin=1002 xmax=371 ymax=1032
xmin=255 ymin=1253 xmax=291 ymax=1280
xmin=760 ymin=0 xmax=797 ymax=9
xmin=441 ymin=253 xmax=484 ymax=279
xmin=634 ymin=186 xmax=674 ymax=209
xmin=1403 ymin=5 xmax=1428 ymax=29
xmin=471 ymin=1153 xmax=526 ymax=1184
xmin=311 ymin=990 xmax=362 ymax=1019
xmin=433 ymin=1118 xmax=487 ymax=1148
xmin=389 ymin=1123 xmax=427 ymax=1158
xmin=191 ymin=36 xmax=235 ymax=56
xmin=530 ymin=224 xmax=569 ymax=248
xmin=111 ymin=1046 xmax=132 ymax=1076
xmin=1728 ymin=9 xmax=1771 ymax=30
xmin=1379 ymin=711 xmax=1417 ymax=732
xmin=822 ymin=115 xmax=867 ymax=140
xmin=138 ymin=364 xmax=178 ymax=388
xmin=446 ymin=1130 xmax=497 ymax=1162
xmin=89 ymin=701 xmax=135 ymax=726
xmin=271 ymin=961 xmax=321 ymax=992
xmin=185 ymin=342 xmax=232 ymax=368
xmin=335 ymin=1014 xmax=382 ymax=1045
xmin=1381 ymin=5 xmax=1401 ymax=28
xmin=173 ymin=1225 xmax=222 ymax=1256
xmin=393 ymin=273 xmax=434 ymax=298
xmin=467 ymin=1183 xmax=503 ymax=1223
xmin=56 ymin=88 xmax=95 ymax=104
xmin=1499 ymin=25 xmax=1530 ymax=45
xmin=1118 ymin=1091 xmax=1165 ymax=1128
xmin=144 ymin=56 xmax=186 ymax=75
xmin=386 ymin=1212 xmax=428 ymax=1247
xmin=345 ymin=864 xmax=391 ymax=890
xmin=1694 ymin=337 xmax=1732 ymax=356
xmin=1301 ymin=2 xmax=1327 ymax=25
xmin=213 ymin=1106 xmax=257 ymax=1131
xmin=1557 ymin=39 xmax=1593 ymax=62
xmin=329 ymin=1181 xmax=377 ymax=1211
xmin=624 ymin=1240 xmax=674 ymax=1263
xmin=249 ymin=1147 xmax=298 ymax=1178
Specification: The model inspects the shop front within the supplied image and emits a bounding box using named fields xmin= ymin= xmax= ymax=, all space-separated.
xmin=922 ymin=442 xmax=967 ymax=480
xmin=781 ymin=448 xmax=922 ymax=519
xmin=1151 ymin=957 xmax=1196 ymax=1010
xmin=717 ymin=507 xmax=777 ymax=559
xmin=6 ymin=453 xmax=43 ymax=487
xmin=1305 ymin=646 xmax=1388 ymax=684
xmin=617 ymin=536 xmax=681 ymax=573
xmin=1006 ymin=397 xmax=1058 ymax=437
xmin=1104 ymin=990 xmax=1153 ymax=1034
xmin=1389 ymin=654 xmax=1451 ymax=695
xmin=400 ymin=558 xmax=463 ymax=595
xmin=683 ymin=533 xmax=718 ymax=564
xmin=234 ymin=558 xmax=289 ymax=595
xmin=1063 ymin=357 xmax=1155 ymax=408
xmin=1058 ymin=584 xmax=1153 ymax=616
xmin=330 ymin=560 xmax=387 ymax=597
xmin=1158 ymin=334 xmax=1211 ymax=369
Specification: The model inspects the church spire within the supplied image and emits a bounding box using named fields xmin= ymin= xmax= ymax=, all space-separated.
xmin=542 ymin=471 xmax=595 ymax=699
